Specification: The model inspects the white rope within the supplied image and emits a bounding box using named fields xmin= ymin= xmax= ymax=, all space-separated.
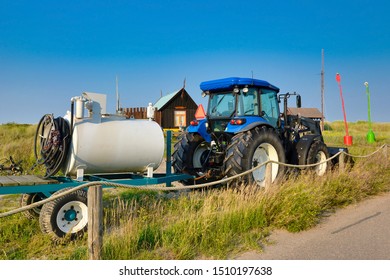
xmin=342 ymin=144 xmax=388 ymax=158
xmin=0 ymin=144 xmax=388 ymax=218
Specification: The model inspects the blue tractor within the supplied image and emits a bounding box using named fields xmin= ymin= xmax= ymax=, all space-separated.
xmin=172 ymin=77 xmax=342 ymax=187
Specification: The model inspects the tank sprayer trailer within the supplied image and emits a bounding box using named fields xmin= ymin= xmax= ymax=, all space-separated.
xmin=172 ymin=77 xmax=350 ymax=186
xmin=0 ymin=92 xmax=192 ymax=240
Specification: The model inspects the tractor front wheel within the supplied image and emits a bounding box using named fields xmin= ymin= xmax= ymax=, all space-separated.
xmin=224 ymin=126 xmax=286 ymax=187
xmin=306 ymin=141 xmax=330 ymax=176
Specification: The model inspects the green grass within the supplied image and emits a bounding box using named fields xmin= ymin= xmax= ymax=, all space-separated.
xmin=0 ymin=121 xmax=389 ymax=259
xmin=322 ymin=121 xmax=390 ymax=154
xmin=0 ymin=123 xmax=40 ymax=175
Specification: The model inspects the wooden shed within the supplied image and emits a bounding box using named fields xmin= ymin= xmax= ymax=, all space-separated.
xmin=287 ymin=107 xmax=323 ymax=121
xmin=153 ymin=87 xmax=198 ymax=129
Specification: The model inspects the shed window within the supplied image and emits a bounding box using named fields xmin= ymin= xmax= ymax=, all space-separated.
xmin=174 ymin=110 xmax=186 ymax=127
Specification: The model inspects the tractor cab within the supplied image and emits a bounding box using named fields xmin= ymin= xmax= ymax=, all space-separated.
xmin=192 ymin=77 xmax=281 ymax=137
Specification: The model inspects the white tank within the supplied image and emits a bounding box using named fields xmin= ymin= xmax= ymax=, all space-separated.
xmin=64 ymin=118 xmax=164 ymax=176
xmin=63 ymin=93 xmax=164 ymax=176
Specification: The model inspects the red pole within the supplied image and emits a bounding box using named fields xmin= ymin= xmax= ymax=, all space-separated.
xmin=335 ymin=73 xmax=353 ymax=146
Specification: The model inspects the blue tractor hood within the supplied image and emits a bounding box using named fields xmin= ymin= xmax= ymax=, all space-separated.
xmin=200 ymin=77 xmax=280 ymax=93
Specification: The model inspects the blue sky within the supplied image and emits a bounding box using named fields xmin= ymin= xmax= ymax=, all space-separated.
xmin=1 ymin=0 xmax=389 ymax=124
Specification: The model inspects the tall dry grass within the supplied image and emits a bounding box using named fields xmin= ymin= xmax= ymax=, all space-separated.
xmin=100 ymin=149 xmax=389 ymax=259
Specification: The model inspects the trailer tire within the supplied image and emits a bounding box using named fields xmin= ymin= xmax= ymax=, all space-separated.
xmin=172 ymin=132 xmax=210 ymax=185
xmin=306 ymin=141 xmax=330 ymax=176
xmin=20 ymin=193 xmax=46 ymax=219
xmin=39 ymin=188 xmax=88 ymax=242
xmin=224 ymin=126 xmax=286 ymax=187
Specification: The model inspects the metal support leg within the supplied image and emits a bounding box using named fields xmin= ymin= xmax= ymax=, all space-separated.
xmin=166 ymin=130 xmax=172 ymax=187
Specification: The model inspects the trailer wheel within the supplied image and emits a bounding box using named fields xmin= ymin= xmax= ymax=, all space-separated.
xmin=172 ymin=132 xmax=210 ymax=185
xmin=224 ymin=126 xmax=286 ymax=187
xmin=20 ymin=193 xmax=47 ymax=219
xmin=306 ymin=141 xmax=330 ymax=176
xmin=39 ymin=188 xmax=88 ymax=241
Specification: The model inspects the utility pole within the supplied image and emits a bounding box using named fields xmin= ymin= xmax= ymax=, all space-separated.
xmin=321 ymin=49 xmax=325 ymax=131
xmin=116 ymin=75 xmax=120 ymax=113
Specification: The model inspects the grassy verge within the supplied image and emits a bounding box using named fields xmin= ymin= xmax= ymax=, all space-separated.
xmin=100 ymin=150 xmax=389 ymax=260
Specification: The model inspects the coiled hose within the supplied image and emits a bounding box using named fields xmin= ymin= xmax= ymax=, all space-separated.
xmin=34 ymin=114 xmax=71 ymax=178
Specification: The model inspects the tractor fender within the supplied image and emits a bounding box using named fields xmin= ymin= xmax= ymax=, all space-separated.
xmin=295 ymin=134 xmax=323 ymax=165
xmin=233 ymin=121 xmax=274 ymax=134
xmin=187 ymin=119 xmax=212 ymax=142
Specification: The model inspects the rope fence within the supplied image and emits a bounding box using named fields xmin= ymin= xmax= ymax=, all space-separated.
xmin=0 ymin=143 xmax=388 ymax=218
xmin=0 ymin=143 xmax=388 ymax=259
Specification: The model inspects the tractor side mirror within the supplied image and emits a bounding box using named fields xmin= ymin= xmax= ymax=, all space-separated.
xmin=296 ymin=95 xmax=302 ymax=108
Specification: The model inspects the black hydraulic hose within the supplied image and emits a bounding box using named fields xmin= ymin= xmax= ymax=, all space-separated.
xmin=33 ymin=114 xmax=71 ymax=178
xmin=70 ymin=100 xmax=74 ymax=137
xmin=34 ymin=114 xmax=55 ymax=165
xmin=283 ymin=93 xmax=289 ymax=128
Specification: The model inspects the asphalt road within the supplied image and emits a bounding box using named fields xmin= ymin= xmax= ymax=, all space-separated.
xmin=237 ymin=192 xmax=390 ymax=260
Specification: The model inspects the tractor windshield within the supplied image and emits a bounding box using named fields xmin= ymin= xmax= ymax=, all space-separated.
xmin=207 ymin=92 xmax=235 ymax=118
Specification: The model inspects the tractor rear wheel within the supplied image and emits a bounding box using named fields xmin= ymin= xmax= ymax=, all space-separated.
xmin=172 ymin=132 xmax=211 ymax=185
xmin=305 ymin=141 xmax=330 ymax=176
xmin=224 ymin=126 xmax=286 ymax=187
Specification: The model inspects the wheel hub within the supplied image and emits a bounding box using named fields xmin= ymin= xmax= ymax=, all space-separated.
xmin=64 ymin=208 xmax=77 ymax=222
xmin=252 ymin=143 xmax=279 ymax=186
xmin=315 ymin=151 xmax=327 ymax=176
xmin=193 ymin=142 xmax=210 ymax=168
xmin=56 ymin=201 xmax=88 ymax=233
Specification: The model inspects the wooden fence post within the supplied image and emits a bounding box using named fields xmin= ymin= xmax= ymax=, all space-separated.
xmin=88 ymin=185 xmax=103 ymax=260
xmin=339 ymin=152 xmax=345 ymax=173
xmin=265 ymin=162 xmax=272 ymax=189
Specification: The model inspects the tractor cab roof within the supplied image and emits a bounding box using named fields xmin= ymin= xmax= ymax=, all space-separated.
xmin=200 ymin=77 xmax=280 ymax=93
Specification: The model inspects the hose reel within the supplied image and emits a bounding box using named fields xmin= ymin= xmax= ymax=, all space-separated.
xmin=34 ymin=114 xmax=71 ymax=178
